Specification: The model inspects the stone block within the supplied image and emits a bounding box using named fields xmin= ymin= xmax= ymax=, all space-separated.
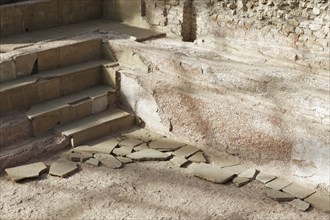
xmin=172 ymin=145 xmax=199 ymax=158
xmin=32 ymin=111 xmax=60 ymax=136
xmin=61 ymin=98 xmax=92 ymax=124
xmin=94 ymin=153 xmax=122 ymax=169
xmin=282 ymin=183 xmax=316 ymax=199
xmin=304 ymin=192 xmax=330 ymax=213
xmin=102 ymin=66 xmax=118 ymax=89
xmin=265 ymin=178 xmax=293 ymax=191
xmin=170 ymin=156 xmax=189 ymax=167
xmin=91 ymin=94 xmax=108 ymax=114
xmin=30 ymin=0 xmax=58 ymax=30
xmin=74 ymin=136 xmax=119 ymax=154
xmin=86 ymin=158 xmax=100 ymax=166
xmin=233 ymin=177 xmax=251 ymax=187
xmin=256 ymin=172 xmax=277 ymax=184
xmin=15 ymin=53 xmax=38 ymax=77
xmin=127 ymin=149 xmax=171 ymax=161
xmin=238 ymin=168 xmax=258 ymax=179
xmin=113 ymin=145 xmax=134 ymax=156
xmin=191 ymin=163 xmax=236 ymax=184
xmin=264 ymin=189 xmax=295 ymax=202
xmin=116 ymin=156 xmax=133 ymax=164
xmin=36 ymin=78 xmax=60 ymax=103
xmin=188 ymin=151 xmax=207 ymax=163
xmin=49 ymin=161 xmax=78 ymax=178
xmin=0 ymin=60 xmax=16 ymax=82
xmin=5 ymin=162 xmax=47 ymax=182
xmin=37 ymin=47 xmax=61 ymax=72
xmin=288 ymin=199 xmax=310 ymax=212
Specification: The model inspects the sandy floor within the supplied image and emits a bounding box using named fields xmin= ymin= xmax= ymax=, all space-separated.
xmin=0 ymin=150 xmax=329 ymax=220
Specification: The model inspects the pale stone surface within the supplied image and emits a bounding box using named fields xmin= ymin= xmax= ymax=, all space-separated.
xmin=119 ymin=138 xmax=144 ymax=148
xmin=85 ymin=158 xmax=100 ymax=167
xmin=233 ymin=177 xmax=251 ymax=187
xmin=211 ymin=156 xmax=240 ymax=168
xmin=264 ymin=188 xmax=295 ymax=202
xmin=289 ymin=199 xmax=310 ymax=212
xmin=121 ymin=127 xmax=164 ymax=142
xmin=172 ymin=145 xmax=199 ymax=158
xmin=149 ymin=138 xmax=187 ymax=152
xmin=238 ymin=168 xmax=258 ymax=179
xmin=304 ymin=192 xmax=330 ymax=213
xmin=127 ymin=149 xmax=171 ymax=161
xmin=49 ymin=161 xmax=78 ymax=178
xmin=170 ymin=157 xmax=189 ymax=167
xmin=265 ymin=178 xmax=293 ymax=191
xmin=67 ymin=151 xmax=93 ymax=162
xmin=282 ymin=183 xmax=316 ymax=199
xmin=113 ymin=145 xmax=134 ymax=156
xmin=191 ymin=163 xmax=236 ymax=184
xmin=116 ymin=156 xmax=133 ymax=164
xmin=73 ymin=136 xmax=119 ymax=154
xmin=224 ymin=165 xmax=248 ymax=175
xmin=256 ymin=172 xmax=277 ymax=184
xmin=5 ymin=162 xmax=47 ymax=182
xmin=94 ymin=154 xmax=122 ymax=169
xmin=188 ymin=152 xmax=207 ymax=163
xmin=134 ymin=143 xmax=149 ymax=151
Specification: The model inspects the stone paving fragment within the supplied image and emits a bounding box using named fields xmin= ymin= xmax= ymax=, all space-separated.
xmin=211 ymin=156 xmax=240 ymax=168
xmin=191 ymin=163 xmax=236 ymax=184
xmin=116 ymin=156 xmax=133 ymax=164
xmin=149 ymin=138 xmax=187 ymax=152
xmin=256 ymin=172 xmax=277 ymax=183
xmin=282 ymin=183 xmax=316 ymax=199
xmin=224 ymin=165 xmax=248 ymax=174
xmin=170 ymin=156 xmax=189 ymax=167
xmin=264 ymin=188 xmax=295 ymax=202
xmin=127 ymin=149 xmax=171 ymax=161
xmin=85 ymin=158 xmax=100 ymax=166
xmin=238 ymin=168 xmax=258 ymax=179
xmin=134 ymin=143 xmax=148 ymax=151
xmin=5 ymin=162 xmax=48 ymax=182
xmin=112 ymin=145 xmax=134 ymax=156
xmin=94 ymin=154 xmax=122 ymax=169
xmin=288 ymin=199 xmax=310 ymax=212
xmin=233 ymin=177 xmax=251 ymax=187
xmin=119 ymin=138 xmax=144 ymax=148
xmin=121 ymin=128 xmax=163 ymax=142
xmin=304 ymin=192 xmax=330 ymax=213
xmin=67 ymin=150 xmax=93 ymax=162
xmin=49 ymin=161 xmax=78 ymax=178
xmin=265 ymin=178 xmax=293 ymax=190
xmin=74 ymin=137 xmax=118 ymax=154
xmin=172 ymin=145 xmax=199 ymax=158
xmin=188 ymin=151 xmax=207 ymax=163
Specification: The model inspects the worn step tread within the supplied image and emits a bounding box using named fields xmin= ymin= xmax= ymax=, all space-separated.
xmin=55 ymin=108 xmax=131 ymax=136
xmin=26 ymin=85 xmax=116 ymax=118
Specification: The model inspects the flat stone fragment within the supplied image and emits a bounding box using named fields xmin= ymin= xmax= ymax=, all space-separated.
xmin=289 ymin=199 xmax=310 ymax=212
xmin=264 ymin=188 xmax=295 ymax=202
xmin=188 ymin=151 xmax=207 ymax=163
xmin=238 ymin=168 xmax=258 ymax=179
xmin=282 ymin=183 xmax=316 ymax=199
xmin=119 ymin=138 xmax=144 ymax=148
xmin=121 ymin=128 xmax=163 ymax=142
xmin=85 ymin=158 xmax=100 ymax=166
xmin=94 ymin=154 xmax=122 ymax=169
xmin=49 ymin=161 xmax=78 ymax=178
xmin=112 ymin=145 xmax=134 ymax=156
xmin=224 ymin=165 xmax=248 ymax=174
xmin=149 ymin=138 xmax=187 ymax=152
xmin=5 ymin=162 xmax=47 ymax=182
xmin=172 ymin=145 xmax=199 ymax=158
xmin=116 ymin=156 xmax=133 ymax=164
xmin=266 ymin=178 xmax=293 ymax=190
xmin=191 ymin=163 xmax=236 ymax=184
xmin=134 ymin=143 xmax=148 ymax=151
xmin=74 ymin=137 xmax=118 ymax=154
xmin=233 ymin=177 xmax=251 ymax=187
xmin=67 ymin=150 xmax=93 ymax=162
xmin=127 ymin=149 xmax=171 ymax=161
xmin=212 ymin=156 xmax=240 ymax=168
xmin=170 ymin=157 xmax=189 ymax=167
xmin=256 ymin=172 xmax=277 ymax=184
xmin=304 ymin=192 xmax=330 ymax=213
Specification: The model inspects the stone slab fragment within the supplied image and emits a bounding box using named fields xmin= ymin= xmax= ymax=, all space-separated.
xmin=188 ymin=151 xmax=207 ymax=163
xmin=256 ymin=172 xmax=277 ymax=184
xmin=74 ymin=137 xmax=119 ymax=154
xmin=127 ymin=149 xmax=171 ymax=161
xmin=67 ymin=151 xmax=93 ymax=162
xmin=113 ymin=145 xmax=134 ymax=156
xmin=49 ymin=161 xmax=78 ymax=178
xmin=134 ymin=143 xmax=148 ymax=151
xmin=119 ymin=138 xmax=144 ymax=148
xmin=116 ymin=156 xmax=133 ymax=164
xmin=264 ymin=188 xmax=295 ymax=202
xmin=233 ymin=177 xmax=251 ymax=187
xmin=5 ymin=162 xmax=47 ymax=182
xmin=172 ymin=145 xmax=199 ymax=158
xmin=94 ymin=154 xmax=122 ymax=169
xmin=170 ymin=157 xmax=189 ymax=167
xmin=266 ymin=178 xmax=293 ymax=191
xmin=85 ymin=158 xmax=100 ymax=166
xmin=238 ymin=168 xmax=258 ymax=179
xmin=0 ymin=60 xmax=16 ymax=82
xmin=304 ymin=192 xmax=330 ymax=213
xmin=149 ymin=138 xmax=186 ymax=152
xmin=212 ymin=156 xmax=240 ymax=168
xmin=224 ymin=165 xmax=248 ymax=175
xmin=15 ymin=52 xmax=37 ymax=77
xmin=282 ymin=183 xmax=316 ymax=199
xmin=191 ymin=163 xmax=236 ymax=184
xmin=288 ymin=199 xmax=310 ymax=212
xmin=122 ymin=128 xmax=164 ymax=142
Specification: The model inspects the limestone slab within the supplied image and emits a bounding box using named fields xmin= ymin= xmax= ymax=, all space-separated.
xmin=304 ymin=192 xmax=330 ymax=213
xmin=116 ymin=156 xmax=133 ymax=164
xmin=172 ymin=145 xmax=199 ymax=158
xmin=170 ymin=157 xmax=189 ymax=167
xmin=256 ymin=172 xmax=277 ymax=184
xmin=94 ymin=154 xmax=122 ymax=169
xmin=127 ymin=149 xmax=171 ymax=161
xmin=233 ymin=177 xmax=251 ymax=187
xmin=224 ymin=165 xmax=248 ymax=175
xmin=113 ymin=145 xmax=134 ymax=156
xmin=264 ymin=188 xmax=295 ymax=202
xmin=212 ymin=156 xmax=240 ymax=168
xmin=282 ymin=183 xmax=316 ymax=199
xmin=67 ymin=151 xmax=93 ymax=162
xmin=149 ymin=138 xmax=186 ymax=152
xmin=265 ymin=178 xmax=293 ymax=191
xmin=134 ymin=143 xmax=148 ymax=151
xmin=74 ymin=137 xmax=119 ymax=154
xmin=49 ymin=161 xmax=78 ymax=178
xmin=188 ymin=151 xmax=207 ymax=163
xmin=5 ymin=162 xmax=47 ymax=182
xmin=238 ymin=168 xmax=258 ymax=179
xmin=85 ymin=158 xmax=100 ymax=166
xmin=288 ymin=199 xmax=310 ymax=212
xmin=192 ymin=163 xmax=236 ymax=184
xmin=119 ymin=138 xmax=144 ymax=148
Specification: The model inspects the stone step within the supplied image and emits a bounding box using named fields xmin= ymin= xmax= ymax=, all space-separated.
xmin=26 ymin=85 xmax=117 ymax=136
xmin=55 ymin=108 xmax=134 ymax=147
xmin=0 ymin=59 xmax=118 ymax=114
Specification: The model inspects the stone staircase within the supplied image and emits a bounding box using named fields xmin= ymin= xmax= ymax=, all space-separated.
xmin=0 ymin=38 xmax=134 ymax=169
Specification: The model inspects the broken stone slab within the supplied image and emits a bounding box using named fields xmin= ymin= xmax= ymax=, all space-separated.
xmin=265 ymin=178 xmax=293 ymax=191
xmin=172 ymin=145 xmax=199 ymax=158
xmin=5 ymin=162 xmax=48 ymax=182
xmin=149 ymin=138 xmax=187 ymax=152
xmin=121 ymin=128 xmax=163 ymax=142
xmin=73 ymin=137 xmax=118 ymax=154
xmin=304 ymin=192 xmax=330 ymax=213
xmin=264 ymin=188 xmax=295 ymax=202
xmin=85 ymin=158 xmax=100 ymax=167
xmin=170 ymin=156 xmax=189 ymax=167
xmin=191 ymin=163 xmax=236 ymax=184
xmin=282 ymin=183 xmax=316 ymax=199
xmin=224 ymin=165 xmax=248 ymax=175
xmin=256 ymin=172 xmax=277 ymax=184
xmin=238 ymin=168 xmax=258 ymax=179
xmin=211 ymin=156 xmax=240 ymax=168
xmin=112 ymin=145 xmax=134 ymax=156
xmin=67 ymin=150 xmax=93 ymax=162
xmin=49 ymin=161 xmax=78 ymax=178
xmin=94 ymin=154 xmax=122 ymax=169
xmin=119 ymin=138 xmax=144 ymax=148
xmin=134 ymin=143 xmax=148 ymax=151
xmin=127 ymin=149 xmax=171 ymax=161
xmin=188 ymin=151 xmax=207 ymax=163
xmin=116 ymin=156 xmax=133 ymax=164
xmin=288 ymin=199 xmax=310 ymax=212
xmin=233 ymin=177 xmax=251 ymax=187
